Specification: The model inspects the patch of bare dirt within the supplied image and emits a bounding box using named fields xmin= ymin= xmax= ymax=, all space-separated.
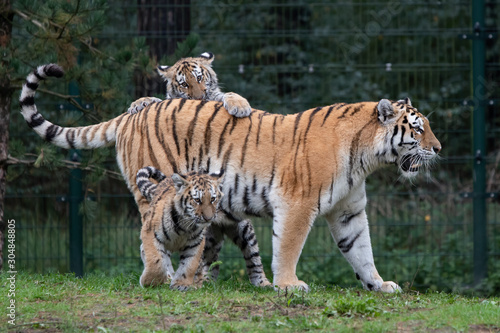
xmin=396 ymin=321 xmax=500 ymax=333
xmin=468 ymin=325 xmax=500 ymax=333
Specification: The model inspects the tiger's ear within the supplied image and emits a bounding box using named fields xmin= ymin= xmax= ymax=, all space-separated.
xmin=396 ymin=97 xmax=412 ymax=107
xmin=198 ymin=52 xmax=215 ymax=66
xmin=171 ymin=173 xmax=189 ymax=193
xmin=156 ymin=65 xmax=174 ymax=82
xmin=209 ymin=168 xmax=224 ymax=178
xmin=377 ymin=99 xmax=398 ymax=124
xmin=209 ymin=169 xmax=225 ymax=192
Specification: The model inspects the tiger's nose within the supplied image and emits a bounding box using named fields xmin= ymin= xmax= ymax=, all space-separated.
xmin=202 ymin=210 xmax=215 ymax=221
xmin=432 ymin=145 xmax=441 ymax=154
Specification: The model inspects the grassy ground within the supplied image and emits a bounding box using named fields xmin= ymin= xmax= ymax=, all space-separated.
xmin=1 ymin=272 xmax=499 ymax=332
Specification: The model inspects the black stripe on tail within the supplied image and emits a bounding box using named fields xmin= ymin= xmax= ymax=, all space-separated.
xmin=19 ymin=64 xmax=65 ymax=129
xmin=42 ymin=64 xmax=64 ymax=78
xmin=136 ymin=166 xmax=167 ymax=201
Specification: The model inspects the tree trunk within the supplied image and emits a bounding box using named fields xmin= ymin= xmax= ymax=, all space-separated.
xmin=0 ymin=0 xmax=13 ymax=271
xmin=135 ymin=0 xmax=191 ymax=98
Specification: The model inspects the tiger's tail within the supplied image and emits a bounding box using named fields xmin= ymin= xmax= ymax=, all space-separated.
xmin=19 ymin=64 xmax=124 ymax=149
xmin=136 ymin=166 xmax=167 ymax=202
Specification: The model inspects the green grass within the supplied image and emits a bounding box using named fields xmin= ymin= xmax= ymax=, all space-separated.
xmin=1 ymin=272 xmax=499 ymax=332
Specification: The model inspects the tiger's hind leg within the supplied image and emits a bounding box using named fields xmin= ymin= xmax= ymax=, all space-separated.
xmin=197 ymin=221 xmax=271 ymax=287
xmin=222 ymin=220 xmax=271 ymax=287
xmin=127 ymin=97 xmax=162 ymax=115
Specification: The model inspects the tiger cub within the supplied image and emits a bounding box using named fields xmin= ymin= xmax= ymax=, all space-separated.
xmin=128 ymin=52 xmax=252 ymax=118
xmin=136 ymin=166 xmax=223 ymax=290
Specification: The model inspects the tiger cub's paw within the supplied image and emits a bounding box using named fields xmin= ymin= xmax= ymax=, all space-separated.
xmin=258 ymin=278 xmax=273 ymax=288
xmin=194 ymin=273 xmax=211 ymax=287
xmin=170 ymin=281 xmax=196 ymax=292
xmin=249 ymin=273 xmax=272 ymax=288
xmin=139 ymin=270 xmax=171 ymax=287
xmin=127 ymin=97 xmax=162 ymax=114
xmin=223 ymin=92 xmax=252 ymax=118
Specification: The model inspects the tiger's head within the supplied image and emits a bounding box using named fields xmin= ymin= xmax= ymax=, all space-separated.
xmin=376 ymin=98 xmax=441 ymax=178
xmin=157 ymin=52 xmax=220 ymax=101
xmin=171 ymin=170 xmax=224 ymax=226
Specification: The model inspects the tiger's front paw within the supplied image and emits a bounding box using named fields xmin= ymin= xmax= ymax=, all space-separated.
xmin=127 ymin=97 xmax=162 ymax=114
xmin=223 ymin=92 xmax=252 ymax=118
xmin=380 ymin=281 xmax=402 ymax=293
xmin=273 ymin=278 xmax=310 ymax=293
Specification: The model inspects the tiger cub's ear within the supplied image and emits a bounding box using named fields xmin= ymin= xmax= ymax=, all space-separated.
xmin=171 ymin=173 xmax=189 ymax=193
xmin=216 ymin=177 xmax=225 ymax=196
xmin=198 ymin=52 xmax=215 ymax=66
xmin=156 ymin=65 xmax=174 ymax=82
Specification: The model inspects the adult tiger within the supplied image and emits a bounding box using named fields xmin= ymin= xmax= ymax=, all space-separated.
xmin=20 ymin=64 xmax=441 ymax=292
xmin=128 ymin=52 xmax=252 ymax=118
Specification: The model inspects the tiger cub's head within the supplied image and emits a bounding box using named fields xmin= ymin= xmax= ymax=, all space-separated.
xmin=157 ymin=52 xmax=220 ymax=101
xmin=171 ymin=170 xmax=224 ymax=226
xmin=376 ymin=98 xmax=441 ymax=178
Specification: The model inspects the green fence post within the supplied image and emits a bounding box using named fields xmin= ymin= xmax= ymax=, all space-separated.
xmin=69 ymin=149 xmax=83 ymax=277
xmin=472 ymin=0 xmax=487 ymax=285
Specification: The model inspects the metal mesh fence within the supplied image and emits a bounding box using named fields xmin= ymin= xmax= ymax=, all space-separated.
xmin=5 ymin=1 xmax=500 ymax=290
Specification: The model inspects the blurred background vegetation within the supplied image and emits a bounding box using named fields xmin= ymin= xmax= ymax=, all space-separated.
xmin=1 ymin=0 xmax=499 ymax=294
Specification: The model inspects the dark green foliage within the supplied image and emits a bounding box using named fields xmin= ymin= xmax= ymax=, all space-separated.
xmin=160 ymin=32 xmax=201 ymax=66
xmin=5 ymin=0 xmax=155 ymax=195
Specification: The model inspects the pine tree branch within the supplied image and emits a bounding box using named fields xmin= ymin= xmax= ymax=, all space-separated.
xmin=5 ymin=154 xmax=123 ymax=180
xmin=57 ymin=0 xmax=80 ymax=40
xmin=36 ymin=87 xmax=93 ymax=115
xmin=12 ymin=7 xmax=113 ymax=61
xmin=9 ymin=83 xmax=95 ymax=118
xmin=11 ymin=8 xmax=43 ymax=29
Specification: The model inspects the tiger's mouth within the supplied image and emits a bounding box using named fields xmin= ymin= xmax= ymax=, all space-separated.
xmin=194 ymin=215 xmax=217 ymax=225
xmin=400 ymin=154 xmax=422 ymax=173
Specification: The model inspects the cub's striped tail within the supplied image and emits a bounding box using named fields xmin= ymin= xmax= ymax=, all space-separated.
xmin=19 ymin=64 xmax=124 ymax=149
xmin=136 ymin=166 xmax=168 ymax=202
